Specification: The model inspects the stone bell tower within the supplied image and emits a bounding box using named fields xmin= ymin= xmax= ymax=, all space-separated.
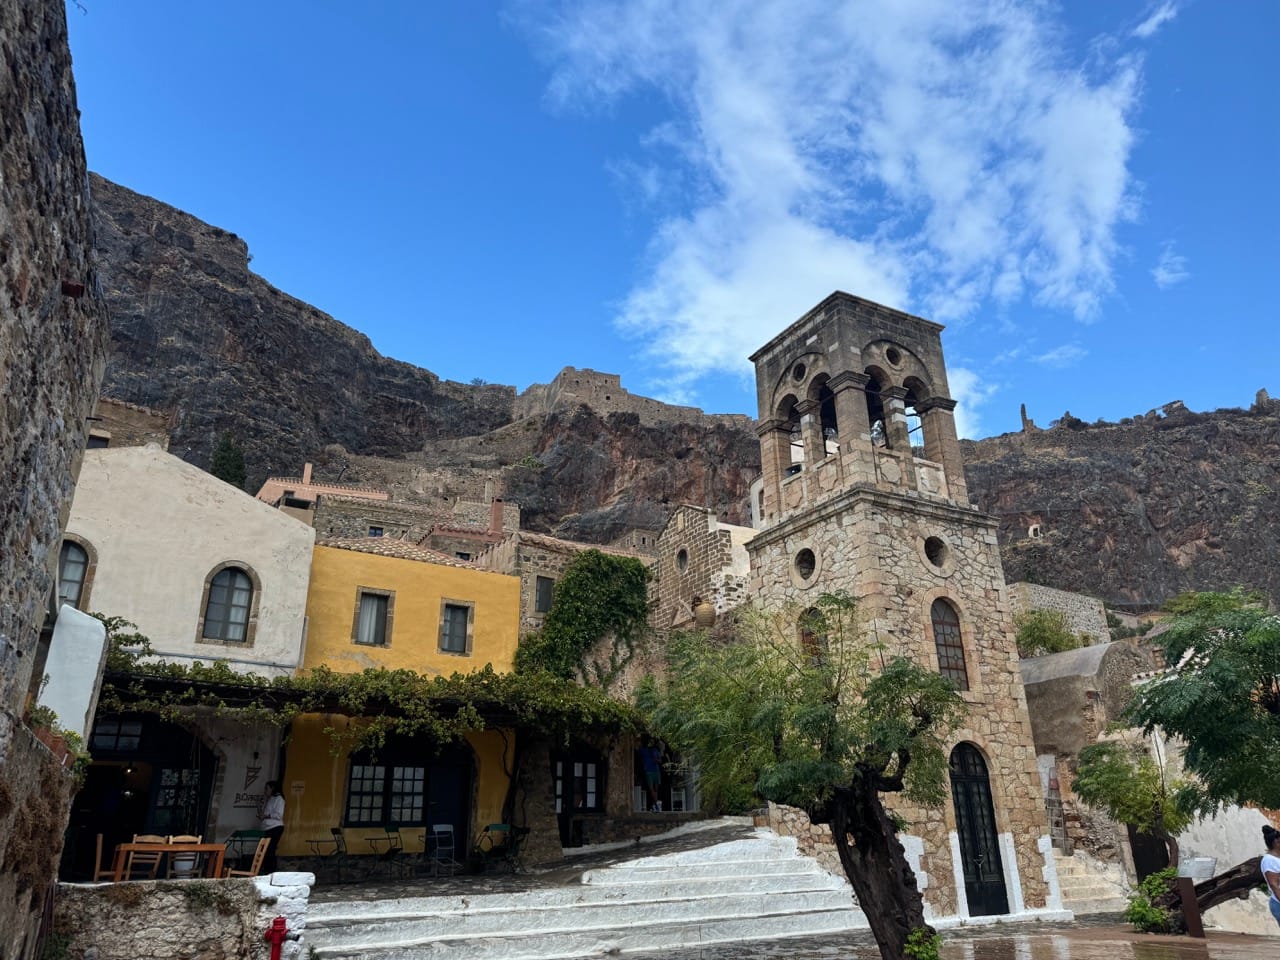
xmin=745 ymin=292 xmax=1061 ymax=922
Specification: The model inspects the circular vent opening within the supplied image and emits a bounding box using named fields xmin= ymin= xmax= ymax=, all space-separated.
xmin=791 ymin=362 xmax=807 ymax=381
xmin=794 ymin=548 xmax=816 ymax=580
xmin=924 ymin=536 xmax=949 ymax=569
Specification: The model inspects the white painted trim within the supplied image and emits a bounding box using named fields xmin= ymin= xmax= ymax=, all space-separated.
xmin=999 ymin=832 xmax=1025 ymax=914
xmin=1038 ymin=834 xmax=1068 ymax=912
xmin=949 ymin=830 xmax=970 ymax=918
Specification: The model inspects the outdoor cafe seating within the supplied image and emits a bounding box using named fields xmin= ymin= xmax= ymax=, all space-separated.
xmin=106 ymin=835 xmax=228 ymax=882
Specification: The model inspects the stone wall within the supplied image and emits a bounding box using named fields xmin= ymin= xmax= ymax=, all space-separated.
xmin=0 ymin=0 xmax=110 ymax=721
xmin=1007 ymin=582 xmax=1109 ymax=643
xmin=52 ymin=872 xmax=315 ymax=960
xmin=0 ymin=728 xmax=76 ymax=959
xmin=1 ymin=0 xmax=111 ymax=948
xmin=92 ymin=397 xmax=172 ymax=449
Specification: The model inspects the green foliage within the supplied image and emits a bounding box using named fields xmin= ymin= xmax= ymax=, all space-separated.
xmin=25 ymin=703 xmax=58 ymax=730
xmin=95 ymin=616 xmax=637 ymax=755
xmin=515 ymin=550 xmax=651 ymax=684
xmin=210 ymin=431 xmax=247 ymax=490
xmin=1013 ymin=608 xmax=1083 ymax=658
xmin=514 ymin=455 xmax=544 ymax=470
xmin=1124 ymin=867 xmax=1177 ymax=933
xmin=1125 ymin=589 xmax=1280 ymax=810
xmin=904 ymin=928 xmax=942 ymax=960
xmin=641 ymin=592 xmax=966 ymax=816
xmin=1074 ymin=738 xmax=1197 ymax=840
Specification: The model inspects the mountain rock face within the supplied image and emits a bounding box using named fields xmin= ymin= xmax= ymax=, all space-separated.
xmin=962 ymin=399 xmax=1280 ymax=610
xmin=91 ymin=174 xmax=515 ymax=481
xmin=91 ymin=176 xmax=1278 ymax=607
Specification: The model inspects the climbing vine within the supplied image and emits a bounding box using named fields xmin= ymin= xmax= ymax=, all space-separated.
xmin=94 ymin=615 xmax=638 ymax=756
xmin=514 ymin=549 xmax=652 ymax=684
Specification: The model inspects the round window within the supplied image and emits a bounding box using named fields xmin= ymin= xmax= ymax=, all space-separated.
xmin=791 ymin=362 xmax=807 ymax=382
xmin=794 ymin=548 xmax=816 ymax=580
xmin=676 ymin=548 xmax=689 ymax=573
xmin=885 ymin=346 xmax=902 ymax=366
xmin=924 ymin=536 xmax=949 ymax=569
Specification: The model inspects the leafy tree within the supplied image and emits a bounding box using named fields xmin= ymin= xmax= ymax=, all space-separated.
xmin=640 ymin=592 xmax=965 ymax=960
xmin=209 ymin=431 xmax=247 ymax=490
xmin=1013 ymin=608 xmax=1082 ymax=658
xmin=1125 ymin=589 xmax=1280 ymax=810
xmin=1073 ymin=736 xmax=1198 ymax=867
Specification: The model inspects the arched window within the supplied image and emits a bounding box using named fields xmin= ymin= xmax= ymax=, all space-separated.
xmin=777 ymin=394 xmax=803 ymax=475
xmin=810 ymin=375 xmax=838 ymax=455
xmin=799 ymin=607 xmax=827 ymax=664
xmin=864 ymin=369 xmax=888 ymax=447
xmin=931 ymin=598 xmax=968 ymax=690
xmin=202 ymin=566 xmax=254 ymax=643
xmin=904 ymin=385 xmax=924 ymax=457
xmin=58 ymin=541 xmax=89 ymax=609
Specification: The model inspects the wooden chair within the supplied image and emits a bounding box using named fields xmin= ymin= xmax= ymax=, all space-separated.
xmin=166 ymin=834 xmax=204 ymax=878
xmin=223 ymin=836 xmax=270 ymax=878
xmin=124 ymin=834 xmax=168 ymax=880
xmin=93 ymin=833 xmax=115 ymax=881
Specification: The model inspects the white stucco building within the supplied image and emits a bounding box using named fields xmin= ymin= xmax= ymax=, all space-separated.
xmin=65 ymin=444 xmax=315 ymax=676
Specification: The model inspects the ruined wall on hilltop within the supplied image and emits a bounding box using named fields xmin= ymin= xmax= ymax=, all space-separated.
xmin=0 ymin=0 xmax=110 ymax=950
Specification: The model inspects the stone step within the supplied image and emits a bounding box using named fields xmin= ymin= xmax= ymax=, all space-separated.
xmin=1064 ymin=896 xmax=1129 ymax=915
xmin=307 ymin=887 xmax=857 ymax=951
xmin=582 ymin=857 xmax=825 ymax=884
xmin=308 ymin=870 xmax=846 ymax=923
xmin=614 ymin=837 xmax=798 ymax=864
xmin=1060 ymin=883 xmax=1128 ymax=901
xmin=309 ymin=904 xmax=869 ymax=960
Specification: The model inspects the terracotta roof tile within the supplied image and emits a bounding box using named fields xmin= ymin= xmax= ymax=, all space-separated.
xmin=318 ymin=537 xmax=477 ymax=568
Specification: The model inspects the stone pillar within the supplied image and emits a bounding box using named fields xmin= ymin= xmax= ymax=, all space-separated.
xmin=883 ymin=386 xmax=912 ymax=451
xmin=795 ymin=399 xmax=825 ymax=467
xmin=755 ymin=418 xmax=792 ymax=523
xmin=829 ymin=371 xmax=874 ymax=483
xmin=917 ymin=397 xmax=968 ymax=505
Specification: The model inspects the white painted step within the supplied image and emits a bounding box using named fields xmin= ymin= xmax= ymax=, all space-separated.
xmin=308 ymin=887 xmax=857 ymax=951
xmin=310 ymin=905 xmax=868 ymax=960
xmin=581 ymin=857 xmax=825 ymax=884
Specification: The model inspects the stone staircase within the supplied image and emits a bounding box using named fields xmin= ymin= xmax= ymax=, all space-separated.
xmin=1052 ymin=849 xmax=1130 ymax=915
xmin=305 ymin=832 xmax=868 ymax=960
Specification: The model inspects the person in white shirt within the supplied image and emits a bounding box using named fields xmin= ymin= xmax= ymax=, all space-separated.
xmin=1261 ymin=824 xmax=1280 ymax=929
xmin=258 ymin=780 xmax=286 ymax=874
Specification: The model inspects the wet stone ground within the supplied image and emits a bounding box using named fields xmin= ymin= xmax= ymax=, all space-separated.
xmin=623 ymin=924 xmax=1273 ymax=960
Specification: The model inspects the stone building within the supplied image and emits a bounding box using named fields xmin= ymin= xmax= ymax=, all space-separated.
xmin=652 ymin=504 xmax=755 ymax=632
xmin=740 ymin=292 xmax=1061 ymax=921
xmin=88 ymin=397 xmax=172 ymax=450
xmin=515 ymin=366 xmax=754 ymax=429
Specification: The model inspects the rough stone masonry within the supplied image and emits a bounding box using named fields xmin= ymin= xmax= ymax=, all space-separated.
xmin=0 ymin=0 xmax=110 ymax=949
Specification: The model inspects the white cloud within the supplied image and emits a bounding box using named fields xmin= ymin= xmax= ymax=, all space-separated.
xmin=947 ymin=365 xmax=1000 ymax=439
xmin=1151 ymin=241 xmax=1190 ymax=288
xmin=1033 ymin=343 xmax=1088 ymax=367
xmin=1133 ymin=2 xmax=1179 ymax=39
xmin=521 ymin=0 xmax=1143 ymax=399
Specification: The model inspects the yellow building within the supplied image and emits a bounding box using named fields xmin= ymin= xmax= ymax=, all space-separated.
xmin=280 ymin=538 xmax=521 ymax=858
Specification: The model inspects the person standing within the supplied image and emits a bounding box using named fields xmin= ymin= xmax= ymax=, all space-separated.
xmin=259 ymin=780 xmax=285 ymax=874
xmin=1262 ymin=824 xmax=1280 ymax=929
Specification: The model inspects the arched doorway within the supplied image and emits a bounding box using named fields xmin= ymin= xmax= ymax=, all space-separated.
xmin=950 ymin=743 xmax=1009 ymax=916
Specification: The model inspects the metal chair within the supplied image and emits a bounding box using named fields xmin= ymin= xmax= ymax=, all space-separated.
xmin=475 ymin=823 xmax=528 ymax=874
xmin=370 ymin=825 xmax=410 ymax=879
xmin=425 ymin=824 xmax=457 ymax=877
xmin=307 ymin=827 xmax=354 ymax=882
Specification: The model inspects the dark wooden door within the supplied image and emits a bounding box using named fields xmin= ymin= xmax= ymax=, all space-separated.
xmin=950 ymin=743 xmax=1010 ymax=916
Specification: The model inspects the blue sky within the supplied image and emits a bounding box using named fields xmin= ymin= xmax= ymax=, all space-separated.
xmin=67 ymin=1 xmax=1277 ymax=438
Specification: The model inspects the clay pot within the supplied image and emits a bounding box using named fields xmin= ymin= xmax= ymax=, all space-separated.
xmin=692 ymin=599 xmax=716 ymax=629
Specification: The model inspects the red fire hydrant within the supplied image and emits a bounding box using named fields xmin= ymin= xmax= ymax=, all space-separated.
xmin=264 ymin=916 xmax=289 ymax=960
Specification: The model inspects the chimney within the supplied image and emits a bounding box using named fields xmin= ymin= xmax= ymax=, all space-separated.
xmin=302 ymin=462 xmax=313 ymax=485
xmin=489 ymin=498 xmax=505 ymax=536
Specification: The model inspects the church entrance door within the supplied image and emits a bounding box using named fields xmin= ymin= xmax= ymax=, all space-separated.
xmin=950 ymin=743 xmax=1010 ymax=916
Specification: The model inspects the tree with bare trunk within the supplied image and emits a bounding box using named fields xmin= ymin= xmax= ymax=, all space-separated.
xmin=638 ymin=592 xmax=965 ymax=960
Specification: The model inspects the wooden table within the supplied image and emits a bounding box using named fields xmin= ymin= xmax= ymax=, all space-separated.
xmin=110 ymin=842 xmax=227 ymax=881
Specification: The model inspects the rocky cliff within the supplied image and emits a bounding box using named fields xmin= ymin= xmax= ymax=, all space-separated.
xmin=962 ymin=398 xmax=1280 ymax=610
xmin=91 ymin=174 xmax=515 ymax=481
xmin=91 ymin=176 xmax=1278 ymax=607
